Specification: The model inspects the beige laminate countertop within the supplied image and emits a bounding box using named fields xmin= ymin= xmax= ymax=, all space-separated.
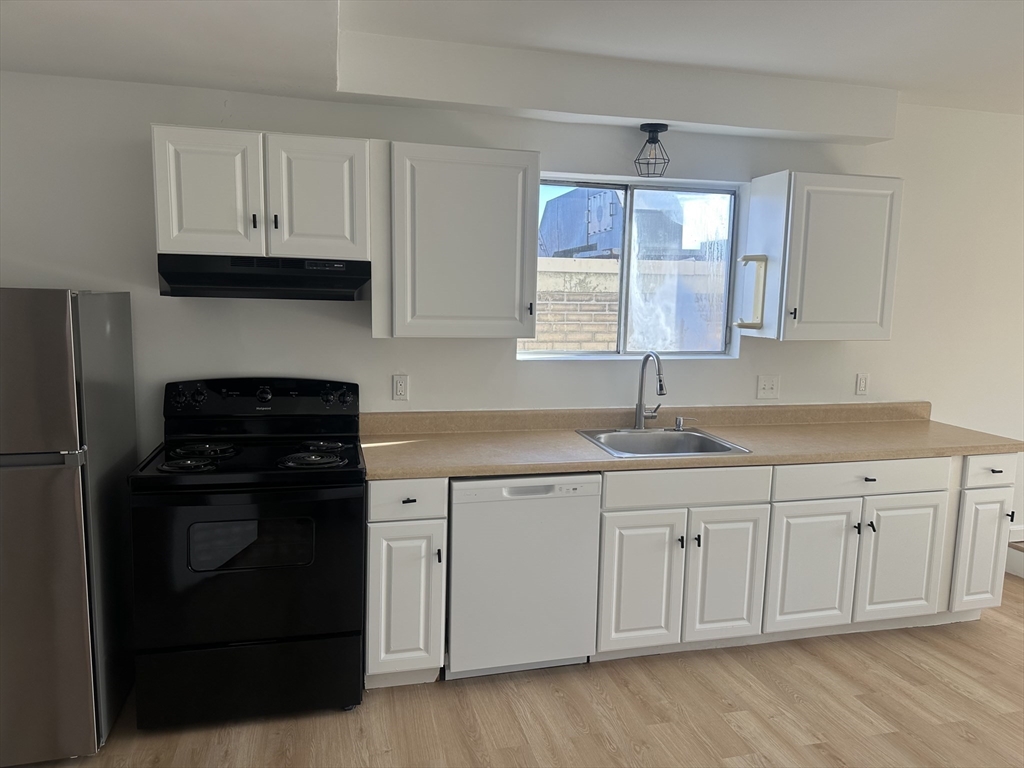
xmin=361 ymin=418 xmax=1023 ymax=481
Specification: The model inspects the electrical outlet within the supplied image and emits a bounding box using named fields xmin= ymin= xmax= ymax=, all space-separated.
xmin=392 ymin=374 xmax=409 ymax=401
xmin=855 ymin=373 xmax=870 ymax=396
xmin=757 ymin=374 xmax=780 ymax=400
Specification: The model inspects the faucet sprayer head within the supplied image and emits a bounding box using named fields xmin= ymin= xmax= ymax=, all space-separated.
xmin=656 ymin=374 xmax=667 ymax=396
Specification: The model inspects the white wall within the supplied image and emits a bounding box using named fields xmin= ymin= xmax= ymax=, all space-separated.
xmin=0 ymin=72 xmax=1021 ymax=450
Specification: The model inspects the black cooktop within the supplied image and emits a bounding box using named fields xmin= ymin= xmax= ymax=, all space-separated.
xmin=129 ymin=377 xmax=366 ymax=492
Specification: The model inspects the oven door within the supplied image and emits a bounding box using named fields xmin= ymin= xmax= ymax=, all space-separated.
xmin=131 ymin=484 xmax=364 ymax=650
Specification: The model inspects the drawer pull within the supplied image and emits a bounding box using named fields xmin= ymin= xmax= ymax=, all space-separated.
xmin=867 ymin=521 xmax=877 ymax=532
xmin=864 ymin=477 xmax=877 ymax=482
xmin=401 ymin=498 xmax=417 ymax=504
xmin=991 ymin=469 xmax=1004 ymax=474
xmin=1009 ymin=510 xmax=1016 ymax=523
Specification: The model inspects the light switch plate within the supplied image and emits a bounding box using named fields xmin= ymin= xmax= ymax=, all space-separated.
xmin=757 ymin=374 xmax=780 ymax=400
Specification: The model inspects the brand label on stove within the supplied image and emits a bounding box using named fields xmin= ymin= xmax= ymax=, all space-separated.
xmin=255 ymin=406 xmax=272 ymax=411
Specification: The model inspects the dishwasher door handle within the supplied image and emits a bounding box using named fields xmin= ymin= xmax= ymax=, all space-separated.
xmin=502 ymin=484 xmax=557 ymax=498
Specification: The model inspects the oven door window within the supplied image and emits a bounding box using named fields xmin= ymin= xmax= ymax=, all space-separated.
xmin=188 ymin=518 xmax=314 ymax=571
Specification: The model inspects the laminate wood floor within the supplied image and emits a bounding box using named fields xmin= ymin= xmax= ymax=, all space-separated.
xmin=53 ymin=576 xmax=1024 ymax=768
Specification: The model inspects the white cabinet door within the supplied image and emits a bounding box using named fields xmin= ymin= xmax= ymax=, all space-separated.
xmin=764 ymin=498 xmax=862 ymax=633
xmin=683 ymin=504 xmax=770 ymax=642
xmin=741 ymin=171 xmax=902 ymax=341
xmin=598 ymin=509 xmax=687 ymax=652
xmin=265 ymin=134 xmax=369 ymax=260
xmin=783 ymin=172 xmax=902 ymax=340
xmin=951 ymin=487 xmax=1014 ymax=611
xmin=366 ymin=520 xmax=446 ymax=675
xmin=152 ymin=125 xmax=265 ymax=256
xmin=853 ymin=492 xmax=948 ymax=622
xmin=391 ymin=142 xmax=539 ymax=338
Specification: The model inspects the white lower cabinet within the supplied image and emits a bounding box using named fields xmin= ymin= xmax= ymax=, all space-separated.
xmin=682 ymin=504 xmax=770 ymax=642
xmin=950 ymin=486 xmax=1014 ymax=611
xmin=597 ymin=509 xmax=687 ymax=652
xmin=764 ymin=498 xmax=862 ymax=633
xmin=366 ymin=519 xmax=446 ymax=675
xmin=852 ymin=491 xmax=948 ymax=622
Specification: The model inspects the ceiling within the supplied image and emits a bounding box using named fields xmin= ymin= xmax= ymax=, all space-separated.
xmin=1 ymin=0 xmax=1021 ymax=114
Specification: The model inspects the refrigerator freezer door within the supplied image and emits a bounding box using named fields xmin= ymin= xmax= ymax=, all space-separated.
xmin=73 ymin=291 xmax=137 ymax=742
xmin=0 ymin=464 xmax=98 ymax=767
xmin=0 ymin=288 xmax=80 ymax=454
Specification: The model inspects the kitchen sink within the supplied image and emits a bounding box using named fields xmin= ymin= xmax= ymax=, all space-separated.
xmin=577 ymin=428 xmax=750 ymax=458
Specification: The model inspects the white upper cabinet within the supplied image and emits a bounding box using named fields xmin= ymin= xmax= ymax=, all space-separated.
xmin=391 ymin=142 xmax=539 ymax=338
xmin=764 ymin=498 xmax=862 ymax=633
xmin=739 ymin=170 xmax=903 ymax=341
xmin=265 ymin=134 xmax=369 ymax=260
xmin=950 ymin=486 xmax=1014 ymax=611
xmin=598 ymin=509 xmax=687 ymax=652
xmin=682 ymin=504 xmax=770 ymax=643
xmin=853 ymin=492 xmax=948 ymax=622
xmin=153 ymin=126 xmax=265 ymax=256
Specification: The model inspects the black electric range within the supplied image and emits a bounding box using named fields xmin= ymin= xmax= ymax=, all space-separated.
xmin=128 ymin=378 xmax=366 ymax=728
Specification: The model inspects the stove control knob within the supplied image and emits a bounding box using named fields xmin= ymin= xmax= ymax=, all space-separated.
xmin=171 ymin=387 xmax=187 ymax=407
xmin=320 ymin=389 xmax=336 ymax=405
xmin=191 ymin=388 xmax=207 ymax=405
xmin=256 ymin=387 xmax=273 ymax=403
xmin=340 ymin=390 xmax=355 ymax=406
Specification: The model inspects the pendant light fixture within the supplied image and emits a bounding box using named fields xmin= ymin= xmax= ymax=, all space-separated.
xmin=635 ymin=123 xmax=670 ymax=177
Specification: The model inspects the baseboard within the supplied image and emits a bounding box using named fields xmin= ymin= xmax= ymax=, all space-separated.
xmin=590 ymin=608 xmax=984 ymax=663
xmin=445 ymin=656 xmax=588 ymax=680
xmin=1007 ymin=545 xmax=1024 ymax=578
xmin=365 ymin=668 xmax=441 ymax=690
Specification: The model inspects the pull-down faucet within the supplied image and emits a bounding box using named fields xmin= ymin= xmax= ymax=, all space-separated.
xmin=634 ymin=352 xmax=667 ymax=429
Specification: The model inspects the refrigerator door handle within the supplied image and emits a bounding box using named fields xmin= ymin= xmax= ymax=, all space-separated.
xmin=61 ymin=448 xmax=87 ymax=466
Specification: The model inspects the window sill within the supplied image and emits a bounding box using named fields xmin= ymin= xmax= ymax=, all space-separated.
xmin=516 ymin=349 xmax=739 ymax=362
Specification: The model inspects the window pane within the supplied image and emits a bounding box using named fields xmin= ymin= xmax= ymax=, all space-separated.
xmin=518 ymin=183 xmax=625 ymax=354
xmin=626 ymin=189 xmax=733 ymax=353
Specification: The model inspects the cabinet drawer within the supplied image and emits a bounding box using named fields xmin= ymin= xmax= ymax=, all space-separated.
xmin=963 ymin=453 xmax=1019 ymax=489
xmin=602 ymin=466 xmax=772 ymax=510
xmin=772 ymin=458 xmax=951 ymax=502
xmin=368 ymin=478 xmax=448 ymax=521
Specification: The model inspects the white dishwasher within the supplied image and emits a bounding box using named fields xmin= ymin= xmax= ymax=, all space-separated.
xmin=447 ymin=474 xmax=601 ymax=678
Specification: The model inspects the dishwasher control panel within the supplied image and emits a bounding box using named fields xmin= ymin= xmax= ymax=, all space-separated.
xmin=450 ymin=474 xmax=602 ymax=504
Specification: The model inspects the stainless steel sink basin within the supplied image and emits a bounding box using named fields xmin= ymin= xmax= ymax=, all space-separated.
xmin=577 ymin=428 xmax=750 ymax=458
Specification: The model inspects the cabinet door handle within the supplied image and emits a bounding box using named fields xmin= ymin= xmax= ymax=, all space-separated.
xmin=527 ymin=302 xmax=534 ymax=316
xmin=678 ymin=535 xmax=685 ymax=549
xmin=854 ymin=522 xmax=861 ymax=534
xmin=274 ymin=214 xmax=279 ymax=230
xmin=401 ymin=497 xmax=417 ymax=504
xmin=991 ymin=469 xmax=1004 ymax=474
xmin=789 ymin=308 xmax=798 ymax=320
xmin=864 ymin=477 xmax=877 ymax=482
xmin=694 ymin=533 xmax=701 ymax=548
xmin=867 ymin=521 xmax=877 ymax=532
xmin=1009 ymin=510 xmax=1016 ymax=523
xmin=436 ymin=548 xmax=442 ymax=564
xmin=252 ymin=213 xmax=257 ymax=229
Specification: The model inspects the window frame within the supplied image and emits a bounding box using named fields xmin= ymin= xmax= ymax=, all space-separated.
xmin=519 ymin=174 xmax=743 ymax=361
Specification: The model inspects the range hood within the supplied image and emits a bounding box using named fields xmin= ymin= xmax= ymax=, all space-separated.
xmin=158 ymin=254 xmax=371 ymax=301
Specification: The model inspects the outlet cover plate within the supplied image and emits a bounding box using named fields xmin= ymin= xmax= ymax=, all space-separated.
xmin=855 ymin=373 xmax=870 ymax=396
xmin=757 ymin=374 xmax=780 ymax=400
xmin=392 ymin=374 xmax=409 ymax=401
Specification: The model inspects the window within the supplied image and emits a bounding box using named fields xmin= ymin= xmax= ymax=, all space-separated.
xmin=518 ymin=181 xmax=736 ymax=357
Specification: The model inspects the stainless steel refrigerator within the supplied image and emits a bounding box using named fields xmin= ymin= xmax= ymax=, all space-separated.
xmin=0 ymin=288 xmax=137 ymax=766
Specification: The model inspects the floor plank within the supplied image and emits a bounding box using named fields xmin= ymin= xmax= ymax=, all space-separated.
xmin=47 ymin=575 xmax=1024 ymax=768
